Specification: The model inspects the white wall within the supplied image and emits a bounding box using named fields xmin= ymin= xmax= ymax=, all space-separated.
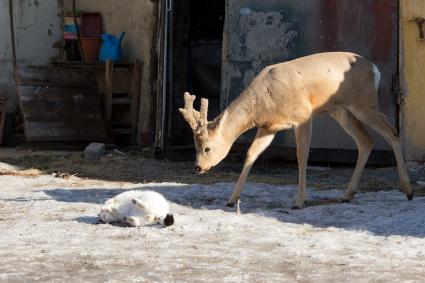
xmin=0 ymin=0 xmax=63 ymax=112
xmin=0 ymin=0 xmax=156 ymax=145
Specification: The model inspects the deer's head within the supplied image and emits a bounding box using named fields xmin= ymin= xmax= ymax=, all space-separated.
xmin=179 ymin=92 xmax=229 ymax=173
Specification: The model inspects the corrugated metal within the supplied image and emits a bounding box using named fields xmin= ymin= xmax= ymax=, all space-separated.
xmin=222 ymin=0 xmax=398 ymax=151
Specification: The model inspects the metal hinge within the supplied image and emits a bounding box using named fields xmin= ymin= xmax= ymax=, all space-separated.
xmin=392 ymin=73 xmax=405 ymax=106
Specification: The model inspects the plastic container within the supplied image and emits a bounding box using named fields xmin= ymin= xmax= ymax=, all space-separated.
xmin=63 ymin=16 xmax=80 ymax=40
xmin=99 ymin=32 xmax=125 ymax=62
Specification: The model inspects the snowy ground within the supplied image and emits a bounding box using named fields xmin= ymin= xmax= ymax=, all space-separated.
xmin=1 ymin=160 xmax=424 ymax=282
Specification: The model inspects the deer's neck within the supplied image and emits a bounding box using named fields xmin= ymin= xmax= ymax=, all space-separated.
xmin=221 ymin=92 xmax=256 ymax=144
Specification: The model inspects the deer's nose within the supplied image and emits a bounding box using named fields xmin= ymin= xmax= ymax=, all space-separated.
xmin=195 ymin=165 xmax=201 ymax=172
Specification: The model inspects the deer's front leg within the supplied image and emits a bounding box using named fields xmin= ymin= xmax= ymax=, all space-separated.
xmin=227 ymin=128 xmax=276 ymax=207
xmin=293 ymin=120 xmax=312 ymax=209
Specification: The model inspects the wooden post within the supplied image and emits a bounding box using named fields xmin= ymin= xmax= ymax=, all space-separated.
xmin=131 ymin=60 xmax=141 ymax=145
xmin=105 ymin=60 xmax=114 ymax=133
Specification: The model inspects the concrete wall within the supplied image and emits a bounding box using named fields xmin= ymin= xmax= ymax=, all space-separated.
xmin=64 ymin=0 xmax=157 ymax=145
xmin=400 ymin=0 xmax=425 ymax=161
xmin=0 ymin=0 xmax=63 ymax=113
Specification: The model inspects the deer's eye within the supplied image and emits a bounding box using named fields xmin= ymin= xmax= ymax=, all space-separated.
xmin=205 ymin=147 xmax=211 ymax=153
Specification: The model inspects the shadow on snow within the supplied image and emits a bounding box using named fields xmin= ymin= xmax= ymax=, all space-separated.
xmin=41 ymin=182 xmax=425 ymax=238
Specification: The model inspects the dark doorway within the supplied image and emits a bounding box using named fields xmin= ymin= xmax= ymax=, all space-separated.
xmin=166 ymin=0 xmax=225 ymax=146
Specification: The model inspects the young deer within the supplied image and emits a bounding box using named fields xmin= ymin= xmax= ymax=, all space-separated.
xmin=179 ymin=52 xmax=414 ymax=208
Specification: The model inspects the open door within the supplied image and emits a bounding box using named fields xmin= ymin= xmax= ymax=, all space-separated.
xmin=156 ymin=0 xmax=225 ymax=152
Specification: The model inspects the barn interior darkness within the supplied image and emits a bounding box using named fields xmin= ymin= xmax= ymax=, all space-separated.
xmin=167 ymin=0 xmax=225 ymax=146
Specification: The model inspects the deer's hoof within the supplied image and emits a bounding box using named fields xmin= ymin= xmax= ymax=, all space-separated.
xmin=291 ymin=205 xmax=302 ymax=210
xmin=407 ymin=192 xmax=414 ymax=201
xmin=226 ymin=202 xmax=235 ymax=208
xmin=343 ymin=191 xmax=356 ymax=201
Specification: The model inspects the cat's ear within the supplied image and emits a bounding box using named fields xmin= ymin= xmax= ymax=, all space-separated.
xmin=132 ymin=198 xmax=146 ymax=209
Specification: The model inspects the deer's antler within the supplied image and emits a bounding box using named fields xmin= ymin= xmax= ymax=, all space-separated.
xmin=179 ymin=92 xmax=209 ymax=139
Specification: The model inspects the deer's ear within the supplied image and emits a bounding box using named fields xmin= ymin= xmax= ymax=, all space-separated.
xmin=215 ymin=111 xmax=228 ymax=133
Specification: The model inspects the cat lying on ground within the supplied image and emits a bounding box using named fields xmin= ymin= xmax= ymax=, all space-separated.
xmin=98 ymin=190 xmax=174 ymax=227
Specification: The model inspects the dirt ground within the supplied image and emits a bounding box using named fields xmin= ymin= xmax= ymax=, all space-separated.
xmin=1 ymin=147 xmax=425 ymax=282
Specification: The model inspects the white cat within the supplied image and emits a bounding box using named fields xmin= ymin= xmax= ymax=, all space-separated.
xmin=98 ymin=190 xmax=174 ymax=227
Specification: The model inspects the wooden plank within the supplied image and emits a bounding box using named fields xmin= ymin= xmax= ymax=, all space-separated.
xmin=22 ymin=105 xmax=103 ymax=120
xmin=17 ymin=80 xmax=96 ymax=89
xmin=17 ymin=84 xmax=107 ymax=142
xmin=131 ymin=60 xmax=141 ymax=145
xmin=19 ymin=87 xmax=101 ymax=104
xmin=25 ymin=119 xmax=107 ymax=142
xmin=53 ymin=61 xmax=135 ymax=71
xmin=16 ymin=66 xmax=97 ymax=89
xmin=19 ymin=85 xmax=103 ymax=120
xmin=105 ymin=60 xmax=113 ymax=133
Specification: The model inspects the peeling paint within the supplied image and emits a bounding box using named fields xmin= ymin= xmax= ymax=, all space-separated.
xmin=221 ymin=0 xmax=398 ymax=155
xmin=234 ymin=10 xmax=297 ymax=61
xmin=0 ymin=0 xmax=63 ymax=109
xmin=221 ymin=1 xmax=302 ymax=111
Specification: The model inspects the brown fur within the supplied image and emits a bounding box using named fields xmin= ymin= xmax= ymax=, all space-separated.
xmin=180 ymin=52 xmax=413 ymax=207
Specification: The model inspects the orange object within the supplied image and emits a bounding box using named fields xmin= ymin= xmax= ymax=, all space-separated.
xmin=81 ymin=38 xmax=102 ymax=62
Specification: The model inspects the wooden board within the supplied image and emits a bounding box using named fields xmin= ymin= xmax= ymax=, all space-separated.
xmin=17 ymin=66 xmax=97 ymax=89
xmin=16 ymin=66 xmax=108 ymax=142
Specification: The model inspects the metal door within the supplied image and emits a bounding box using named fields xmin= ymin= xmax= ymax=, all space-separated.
xmin=221 ymin=0 xmax=398 ymax=152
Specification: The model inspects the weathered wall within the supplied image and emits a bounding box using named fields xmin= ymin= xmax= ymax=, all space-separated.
xmin=222 ymin=0 xmax=317 ymax=148
xmin=400 ymin=0 xmax=425 ymax=161
xmin=222 ymin=0 xmax=398 ymax=154
xmin=64 ymin=0 xmax=156 ymax=145
xmin=0 ymin=0 xmax=63 ymax=113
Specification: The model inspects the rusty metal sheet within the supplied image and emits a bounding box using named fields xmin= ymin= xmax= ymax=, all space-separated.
xmin=222 ymin=0 xmax=398 ymax=151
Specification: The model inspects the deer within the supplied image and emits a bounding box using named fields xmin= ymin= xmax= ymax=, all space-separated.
xmin=179 ymin=52 xmax=414 ymax=209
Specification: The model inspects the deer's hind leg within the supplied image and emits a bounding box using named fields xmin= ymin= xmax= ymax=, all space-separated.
xmin=330 ymin=109 xmax=374 ymax=201
xmin=348 ymin=106 xmax=413 ymax=200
